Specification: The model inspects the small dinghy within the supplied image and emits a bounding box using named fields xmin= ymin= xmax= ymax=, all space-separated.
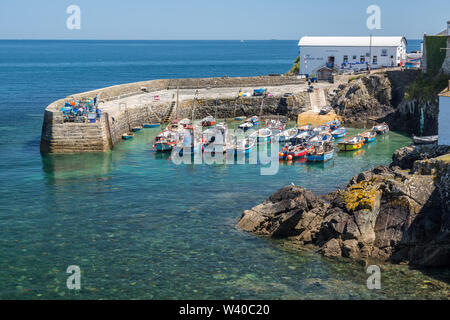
xmin=331 ymin=127 xmax=347 ymax=139
xmin=201 ymin=116 xmax=216 ymax=127
xmin=132 ymin=126 xmax=143 ymax=132
xmin=143 ymin=123 xmax=160 ymax=128
xmin=265 ymin=119 xmax=286 ymax=136
xmin=290 ymin=130 xmax=314 ymax=145
xmin=298 ymin=124 xmax=312 ymax=132
xmin=234 ymin=116 xmax=246 ymax=121
xmin=276 ymin=127 xmax=298 ymax=142
xmin=250 ymin=128 xmax=272 ymax=142
xmin=179 ymin=118 xmax=192 ymax=128
xmin=312 ymin=125 xmax=331 ymax=135
xmin=309 ymin=132 xmax=334 ymax=144
xmin=319 ymin=106 xmax=332 ymax=115
xmin=412 ymin=135 xmax=438 ymax=145
xmin=360 ymin=130 xmax=377 ymax=143
xmin=372 ymin=122 xmax=389 ymax=135
xmin=227 ymin=137 xmax=256 ymax=156
xmin=153 ymin=130 xmax=180 ymax=152
xmin=307 ymin=142 xmax=334 ymax=162
xmin=326 ymin=119 xmax=341 ymax=131
xmin=122 ymin=132 xmax=134 ymax=140
xmin=337 ymin=135 xmax=364 ymax=151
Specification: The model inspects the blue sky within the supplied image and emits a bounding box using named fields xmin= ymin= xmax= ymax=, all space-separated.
xmin=0 ymin=0 xmax=448 ymax=40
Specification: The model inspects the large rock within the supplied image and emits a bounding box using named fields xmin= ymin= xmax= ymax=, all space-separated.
xmin=331 ymin=74 xmax=394 ymax=126
xmin=238 ymin=147 xmax=450 ymax=267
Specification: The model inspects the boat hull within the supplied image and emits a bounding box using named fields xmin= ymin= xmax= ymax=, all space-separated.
xmin=143 ymin=123 xmax=160 ymax=128
xmin=363 ymin=136 xmax=376 ymax=143
xmin=154 ymin=143 xmax=173 ymax=152
xmin=337 ymin=142 xmax=364 ymax=151
xmin=307 ymin=151 xmax=333 ymax=162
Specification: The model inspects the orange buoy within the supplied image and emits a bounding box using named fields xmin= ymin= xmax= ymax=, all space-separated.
xmin=287 ymin=154 xmax=293 ymax=160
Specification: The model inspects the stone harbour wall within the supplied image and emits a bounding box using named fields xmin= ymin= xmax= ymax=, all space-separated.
xmin=40 ymin=75 xmax=306 ymax=154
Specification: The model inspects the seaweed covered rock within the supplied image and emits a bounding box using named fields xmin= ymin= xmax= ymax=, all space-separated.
xmin=238 ymin=147 xmax=450 ymax=267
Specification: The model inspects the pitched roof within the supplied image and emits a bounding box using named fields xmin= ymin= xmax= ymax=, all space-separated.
xmin=298 ymin=36 xmax=406 ymax=47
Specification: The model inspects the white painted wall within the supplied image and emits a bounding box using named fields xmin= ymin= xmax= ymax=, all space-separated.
xmin=438 ymin=95 xmax=450 ymax=145
xmin=299 ymin=43 xmax=406 ymax=74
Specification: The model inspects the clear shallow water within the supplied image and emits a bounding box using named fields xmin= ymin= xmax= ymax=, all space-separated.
xmin=1 ymin=40 xmax=448 ymax=300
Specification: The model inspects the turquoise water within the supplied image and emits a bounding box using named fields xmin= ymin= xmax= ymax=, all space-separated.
xmin=1 ymin=40 xmax=448 ymax=300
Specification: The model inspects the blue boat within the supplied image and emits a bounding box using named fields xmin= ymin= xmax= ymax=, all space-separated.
xmin=331 ymin=127 xmax=347 ymax=139
xmin=307 ymin=150 xmax=334 ymax=162
xmin=326 ymin=120 xmax=341 ymax=131
xmin=306 ymin=143 xmax=334 ymax=162
xmin=143 ymin=123 xmax=160 ymax=128
xmin=132 ymin=126 xmax=142 ymax=132
xmin=360 ymin=130 xmax=377 ymax=143
xmin=122 ymin=133 xmax=134 ymax=140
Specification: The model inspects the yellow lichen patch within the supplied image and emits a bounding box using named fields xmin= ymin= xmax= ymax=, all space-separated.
xmin=342 ymin=179 xmax=380 ymax=213
xmin=434 ymin=153 xmax=450 ymax=164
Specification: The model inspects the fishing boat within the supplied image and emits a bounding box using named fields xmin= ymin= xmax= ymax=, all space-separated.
xmin=412 ymin=135 xmax=438 ymax=145
xmin=131 ymin=126 xmax=143 ymax=132
xmin=298 ymin=124 xmax=312 ymax=132
xmin=331 ymin=127 xmax=347 ymax=139
xmin=307 ymin=143 xmax=334 ymax=162
xmin=174 ymin=125 xmax=202 ymax=156
xmin=203 ymin=123 xmax=228 ymax=154
xmin=238 ymin=121 xmax=254 ymax=131
xmin=153 ymin=130 xmax=180 ymax=152
xmin=201 ymin=116 xmax=216 ymax=127
xmin=372 ymin=122 xmax=389 ymax=135
xmin=143 ymin=123 xmax=160 ymax=128
xmin=360 ymin=130 xmax=377 ymax=143
xmin=227 ymin=136 xmax=255 ymax=156
xmin=337 ymin=135 xmax=364 ymax=151
xmin=179 ymin=118 xmax=192 ymax=128
xmin=265 ymin=119 xmax=286 ymax=136
xmin=247 ymin=116 xmax=260 ymax=125
xmin=234 ymin=116 xmax=246 ymax=121
xmin=309 ymin=132 xmax=334 ymax=144
xmin=290 ymin=130 xmax=314 ymax=145
xmin=326 ymin=119 xmax=341 ymax=131
xmin=279 ymin=143 xmax=309 ymax=160
xmin=276 ymin=127 xmax=298 ymax=142
xmin=312 ymin=125 xmax=331 ymax=135
xmin=319 ymin=106 xmax=332 ymax=115
xmin=250 ymin=128 xmax=272 ymax=142
xmin=122 ymin=132 xmax=134 ymax=140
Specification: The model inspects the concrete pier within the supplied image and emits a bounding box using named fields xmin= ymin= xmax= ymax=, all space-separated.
xmin=40 ymin=75 xmax=342 ymax=154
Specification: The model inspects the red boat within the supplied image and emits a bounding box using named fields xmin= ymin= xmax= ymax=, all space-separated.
xmin=279 ymin=143 xmax=312 ymax=160
xmin=201 ymin=116 xmax=216 ymax=127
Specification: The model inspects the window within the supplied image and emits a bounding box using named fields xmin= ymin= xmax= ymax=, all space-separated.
xmin=381 ymin=49 xmax=388 ymax=57
xmin=352 ymin=55 xmax=357 ymax=60
xmin=373 ymin=56 xmax=377 ymax=64
xmin=360 ymin=56 xmax=365 ymax=63
xmin=343 ymin=55 xmax=348 ymax=63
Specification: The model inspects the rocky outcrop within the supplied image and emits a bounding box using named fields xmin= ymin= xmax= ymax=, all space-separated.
xmin=331 ymin=73 xmax=394 ymax=127
xmin=238 ymin=145 xmax=450 ymax=267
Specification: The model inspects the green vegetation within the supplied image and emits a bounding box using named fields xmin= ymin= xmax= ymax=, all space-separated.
xmin=425 ymin=36 xmax=447 ymax=74
xmin=286 ymin=56 xmax=299 ymax=75
xmin=405 ymin=72 xmax=450 ymax=102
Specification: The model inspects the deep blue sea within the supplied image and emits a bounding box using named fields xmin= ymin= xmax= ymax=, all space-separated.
xmin=1 ymin=40 xmax=447 ymax=300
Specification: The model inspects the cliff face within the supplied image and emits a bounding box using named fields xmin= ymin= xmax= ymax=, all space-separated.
xmin=331 ymin=73 xmax=394 ymax=127
xmin=329 ymin=70 xmax=443 ymax=135
xmin=238 ymin=145 xmax=450 ymax=267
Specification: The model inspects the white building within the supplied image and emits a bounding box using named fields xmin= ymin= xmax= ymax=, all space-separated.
xmin=298 ymin=36 xmax=407 ymax=76
xmin=438 ymin=81 xmax=450 ymax=145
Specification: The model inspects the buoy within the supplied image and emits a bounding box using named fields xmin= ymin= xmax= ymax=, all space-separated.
xmin=278 ymin=152 xmax=284 ymax=158
xmin=287 ymin=154 xmax=293 ymax=160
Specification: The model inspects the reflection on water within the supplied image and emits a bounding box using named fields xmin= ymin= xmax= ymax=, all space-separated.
xmin=3 ymin=122 xmax=449 ymax=299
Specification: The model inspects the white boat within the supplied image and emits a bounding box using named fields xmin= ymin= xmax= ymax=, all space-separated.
xmin=250 ymin=128 xmax=272 ymax=143
xmin=265 ymin=119 xmax=286 ymax=136
xmin=276 ymin=128 xmax=298 ymax=142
